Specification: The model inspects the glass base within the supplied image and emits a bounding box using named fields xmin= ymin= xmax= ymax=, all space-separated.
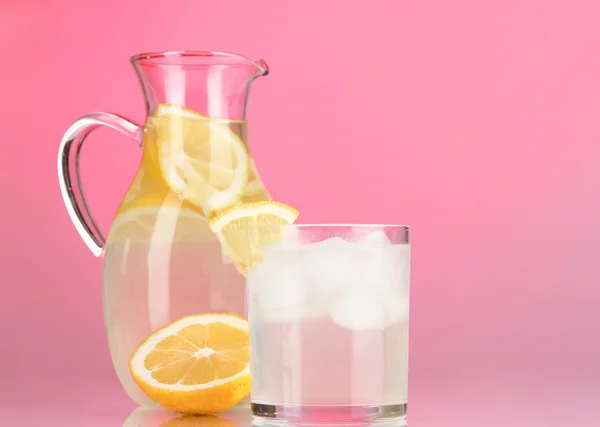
xmin=251 ymin=402 xmax=407 ymax=425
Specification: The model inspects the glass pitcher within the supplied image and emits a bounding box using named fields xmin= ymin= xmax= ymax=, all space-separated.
xmin=57 ymin=51 xmax=270 ymax=405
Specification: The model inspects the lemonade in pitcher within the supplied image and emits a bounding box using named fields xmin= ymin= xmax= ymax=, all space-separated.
xmin=104 ymin=104 xmax=272 ymax=409
xmin=58 ymin=52 xmax=299 ymax=413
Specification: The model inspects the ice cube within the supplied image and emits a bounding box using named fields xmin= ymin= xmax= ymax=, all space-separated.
xmin=361 ymin=248 xmax=394 ymax=293
xmin=359 ymin=230 xmax=392 ymax=246
xmin=280 ymin=225 xmax=302 ymax=245
xmin=361 ymin=244 xmax=410 ymax=294
xmin=358 ymin=230 xmax=395 ymax=292
xmin=384 ymin=294 xmax=410 ymax=325
xmin=330 ymin=290 xmax=387 ymax=331
xmin=257 ymin=272 xmax=307 ymax=311
xmin=301 ymin=237 xmax=364 ymax=293
xmin=259 ymin=302 xmax=326 ymax=322
xmin=248 ymin=246 xmax=308 ymax=313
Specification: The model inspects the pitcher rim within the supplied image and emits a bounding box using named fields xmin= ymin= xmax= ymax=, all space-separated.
xmin=130 ymin=50 xmax=269 ymax=76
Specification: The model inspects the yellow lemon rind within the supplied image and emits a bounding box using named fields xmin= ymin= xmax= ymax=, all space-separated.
xmin=129 ymin=313 xmax=250 ymax=415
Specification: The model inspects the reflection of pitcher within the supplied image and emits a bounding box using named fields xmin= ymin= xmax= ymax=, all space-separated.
xmin=57 ymin=51 xmax=270 ymax=404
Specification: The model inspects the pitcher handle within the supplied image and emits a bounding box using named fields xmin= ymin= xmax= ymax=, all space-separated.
xmin=57 ymin=112 xmax=142 ymax=257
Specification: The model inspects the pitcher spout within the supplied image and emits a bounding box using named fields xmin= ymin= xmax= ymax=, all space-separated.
xmin=130 ymin=50 xmax=269 ymax=120
xmin=255 ymin=59 xmax=269 ymax=77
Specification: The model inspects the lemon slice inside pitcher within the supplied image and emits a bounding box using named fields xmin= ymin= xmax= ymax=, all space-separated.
xmin=129 ymin=313 xmax=250 ymax=414
xmin=109 ymin=194 xmax=214 ymax=243
xmin=148 ymin=104 xmax=249 ymax=217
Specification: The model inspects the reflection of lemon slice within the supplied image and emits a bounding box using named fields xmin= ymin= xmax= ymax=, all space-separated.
xmin=161 ymin=414 xmax=236 ymax=427
xmin=208 ymin=201 xmax=299 ymax=275
xmin=109 ymin=195 xmax=212 ymax=243
xmin=130 ymin=313 xmax=250 ymax=415
xmin=148 ymin=104 xmax=249 ymax=217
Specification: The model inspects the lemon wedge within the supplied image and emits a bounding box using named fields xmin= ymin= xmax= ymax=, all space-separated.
xmin=208 ymin=201 xmax=299 ymax=275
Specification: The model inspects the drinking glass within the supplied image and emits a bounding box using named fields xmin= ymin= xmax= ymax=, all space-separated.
xmin=247 ymin=224 xmax=411 ymax=423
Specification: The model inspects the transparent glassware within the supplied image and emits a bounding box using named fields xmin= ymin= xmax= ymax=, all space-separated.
xmin=247 ymin=224 xmax=411 ymax=423
xmin=57 ymin=51 xmax=270 ymax=405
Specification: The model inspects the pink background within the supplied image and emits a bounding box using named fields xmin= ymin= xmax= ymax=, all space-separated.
xmin=2 ymin=0 xmax=600 ymax=425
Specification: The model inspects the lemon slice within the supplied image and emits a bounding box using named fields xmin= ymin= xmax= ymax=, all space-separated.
xmin=193 ymin=159 xmax=270 ymax=205
xmin=129 ymin=313 xmax=250 ymax=414
xmin=243 ymin=159 xmax=270 ymax=198
xmin=243 ymin=179 xmax=265 ymax=196
xmin=109 ymin=197 xmax=213 ymax=243
xmin=208 ymin=201 xmax=299 ymax=275
xmin=191 ymin=161 xmax=244 ymax=191
xmin=148 ymin=104 xmax=249 ymax=217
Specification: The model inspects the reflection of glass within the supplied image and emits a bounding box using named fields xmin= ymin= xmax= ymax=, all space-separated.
xmin=122 ymin=405 xmax=408 ymax=427
xmin=248 ymin=225 xmax=411 ymax=423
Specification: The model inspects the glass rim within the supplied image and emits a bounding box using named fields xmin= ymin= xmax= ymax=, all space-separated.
xmin=251 ymin=223 xmax=410 ymax=247
xmin=257 ymin=223 xmax=410 ymax=230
